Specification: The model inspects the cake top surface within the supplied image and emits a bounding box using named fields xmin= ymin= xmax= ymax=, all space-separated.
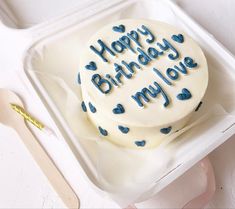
xmin=80 ymin=19 xmax=208 ymax=127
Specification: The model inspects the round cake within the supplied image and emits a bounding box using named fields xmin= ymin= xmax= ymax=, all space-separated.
xmin=79 ymin=19 xmax=208 ymax=149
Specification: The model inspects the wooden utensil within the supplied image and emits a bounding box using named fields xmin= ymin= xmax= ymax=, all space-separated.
xmin=0 ymin=89 xmax=80 ymax=209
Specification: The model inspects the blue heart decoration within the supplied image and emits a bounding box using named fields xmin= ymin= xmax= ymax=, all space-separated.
xmin=98 ymin=126 xmax=108 ymax=136
xmin=112 ymin=24 xmax=125 ymax=33
xmin=135 ymin=140 xmax=146 ymax=147
xmin=160 ymin=126 xmax=172 ymax=134
xmin=85 ymin=61 xmax=97 ymax=71
xmin=81 ymin=101 xmax=87 ymax=112
xmin=171 ymin=34 xmax=184 ymax=43
xmin=113 ymin=104 xmax=125 ymax=114
xmin=118 ymin=125 xmax=129 ymax=134
xmin=77 ymin=72 xmax=81 ymax=84
xmin=88 ymin=102 xmax=97 ymax=113
xmin=177 ymin=88 xmax=192 ymax=100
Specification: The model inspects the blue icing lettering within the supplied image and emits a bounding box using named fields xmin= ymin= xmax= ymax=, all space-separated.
xmin=152 ymin=68 xmax=172 ymax=86
xmin=111 ymin=40 xmax=126 ymax=53
xmin=160 ymin=126 xmax=172 ymax=134
xmin=77 ymin=72 xmax=81 ymax=84
xmin=105 ymin=74 xmax=119 ymax=87
xmin=127 ymin=30 xmax=142 ymax=47
xmin=115 ymin=63 xmax=132 ymax=79
xmin=166 ymin=68 xmax=179 ymax=80
xmin=85 ymin=61 xmax=97 ymax=71
xmin=137 ymin=47 xmax=152 ymax=65
xmin=135 ymin=140 xmax=146 ymax=147
xmin=137 ymin=25 xmax=155 ymax=43
xmin=171 ymin=34 xmax=184 ymax=43
xmin=132 ymin=88 xmax=151 ymax=107
xmin=195 ymin=101 xmax=203 ymax=112
xmin=91 ymin=74 xmax=112 ymax=94
xmin=157 ymin=39 xmax=179 ymax=60
xmin=115 ymin=72 xmax=123 ymax=84
xmin=119 ymin=36 xmax=136 ymax=53
xmin=89 ymin=102 xmax=97 ymax=113
xmin=113 ymin=104 xmax=125 ymax=114
xmin=98 ymin=126 xmax=108 ymax=136
xmin=81 ymin=101 xmax=87 ymax=112
xmin=147 ymin=47 xmax=164 ymax=59
xmin=153 ymin=58 xmax=197 ymax=84
xmin=118 ymin=125 xmax=129 ymax=134
xmin=121 ymin=60 xmax=141 ymax=74
xmin=184 ymin=57 xmax=198 ymax=68
xmin=151 ymin=82 xmax=169 ymax=107
xmin=112 ymin=24 xmax=125 ymax=33
xmin=131 ymin=82 xmax=170 ymax=108
xmin=177 ymin=88 xmax=192 ymax=100
xmin=90 ymin=39 xmax=115 ymax=63
xmin=174 ymin=62 xmax=187 ymax=74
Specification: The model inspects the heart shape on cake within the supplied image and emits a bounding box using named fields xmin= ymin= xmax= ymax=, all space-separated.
xmin=77 ymin=72 xmax=81 ymax=84
xmin=172 ymin=34 xmax=184 ymax=43
xmin=135 ymin=140 xmax=146 ymax=147
xmin=118 ymin=125 xmax=129 ymax=134
xmin=160 ymin=126 xmax=172 ymax=134
xmin=98 ymin=126 xmax=108 ymax=136
xmin=81 ymin=101 xmax=87 ymax=112
xmin=85 ymin=61 xmax=97 ymax=71
xmin=112 ymin=24 xmax=125 ymax=33
xmin=113 ymin=104 xmax=125 ymax=114
xmin=88 ymin=102 xmax=97 ymax=113
xmin=177 ymin=88 xmax=192 ymax=100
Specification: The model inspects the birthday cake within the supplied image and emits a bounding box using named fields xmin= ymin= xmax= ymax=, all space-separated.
xmin=78 ymin=19 xmax=208 ymax=149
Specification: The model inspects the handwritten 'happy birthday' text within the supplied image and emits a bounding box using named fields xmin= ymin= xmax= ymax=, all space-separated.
xmin=89 ymin=25 xmax=198 ymax=108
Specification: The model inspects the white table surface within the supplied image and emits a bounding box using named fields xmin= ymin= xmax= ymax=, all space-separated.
xmin=0 ymin=0 xmax=235 ymax=208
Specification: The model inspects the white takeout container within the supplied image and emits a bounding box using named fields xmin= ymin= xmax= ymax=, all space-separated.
xmin=0 ymin=0 xmax=235 ymax=206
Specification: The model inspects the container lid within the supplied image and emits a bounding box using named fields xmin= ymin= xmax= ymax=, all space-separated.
xmin=0 ymin=0 xmax=108 ymax=29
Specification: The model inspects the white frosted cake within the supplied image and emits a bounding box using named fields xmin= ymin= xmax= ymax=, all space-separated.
xmin=79 ymin=19 xmax=208 ymax=149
